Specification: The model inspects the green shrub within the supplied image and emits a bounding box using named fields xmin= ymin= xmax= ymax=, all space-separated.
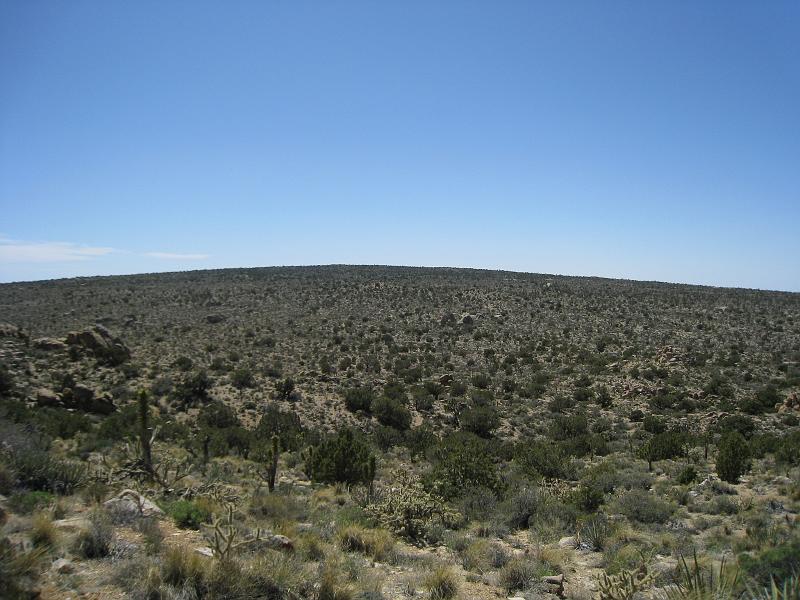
xmin=8 ymin=491 xmax=55 ymax=515
xmin=718 ymin=414 xmax=756 ymax=439
xmin=231 ymin=366 xmax=255 ymax=389
xmin=739 ymin=538 xmax=800 ymax=588
xmin=716 ymin=432 xmax=750 ymax=483
xmin=614 ymin=489 xmax=673 ymax=524
xmin=677 ymin=466 xmax=698 ymax=485
xmin=343 ymin=386 xmax=375 ymax=413
xmin=166 ymin=500 xmax=212 ymax=529
xmin=460 ymin=405 xmax=499 ymax=438
xmin=643 ymin=415 xmax=667 ymax=434
xmin=428 ymin=432 xmax=502 ymax=499
xmin=505 ymin=486 xmax=540 ymax=529
xmin=305 ymin=429 xmax=375 ymax=486
xmin=253 ymin=404 xmax=304 ymax=452
xmin=515 ymin=440 xmax=575 ymax=480
xmin=371 ymin=395 xmax=411 ymax=430
xmin=776 ymin=431 xmax=800 ymax=466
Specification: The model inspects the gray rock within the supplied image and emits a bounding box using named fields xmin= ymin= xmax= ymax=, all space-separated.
xmin=195 ymin=546 xmax=214 ymax=557
xmin=36 ymin=388 xmax=62 ymax=408
xmin=53 ymin=558 xmax=74 ymax=574
xmin=104 ymin=489 xmax=163 ymax=520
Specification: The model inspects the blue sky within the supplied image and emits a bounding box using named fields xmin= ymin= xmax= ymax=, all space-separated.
xmin=1 ymin=2 xmax=798 ymax=290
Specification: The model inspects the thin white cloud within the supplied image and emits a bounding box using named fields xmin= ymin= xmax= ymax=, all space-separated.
xmin=0 ymin=236 xmax=116 ymax=263
xmin=144 ymin=252 xmax=209 ymax=260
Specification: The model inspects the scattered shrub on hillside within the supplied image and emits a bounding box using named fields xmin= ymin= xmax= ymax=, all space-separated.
xmin=166 ymin=500 xmax=212 ymax=529
xmin=371 ymin=395 xmax=412 ymax=430
xmin=305 ymin=429 xmax=375 ymax=486
xmin=343 ymin=386 xmax=375 ymax=413
xmin=716 ymin=432 xmax=751 ymax=484
xmin=614 ymin=489 xmax=674 ymax=524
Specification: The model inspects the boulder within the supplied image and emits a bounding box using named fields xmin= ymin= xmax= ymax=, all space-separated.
xmin=71 ymin=384 xmax=94 ymax=404
xmin=104 ymin=489 xmax=163 ymax=520
xmin=64 ymin=325 xmax=130 ymax=365
xmin=33 ymin=338 xmax=67 ymax=351
xmin=60 ymin=385 xmax=116 ymax=415
xmin=205 ymin=314 xmax=226 ymax=324
xmin=36 ymin=388 xmax=62 ymax=408
xmin=264 ymin=534 xmax=293 ymax=552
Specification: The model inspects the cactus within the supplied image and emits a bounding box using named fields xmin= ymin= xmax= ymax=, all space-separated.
xmin=208 ymin=504 xmax=261 ymax=561
xmin=597 ymin=565 xmax=655 ymax=600
xmin=265 ymin=435 xmax=280 ymax=493
xmin=137 ymin=389 xmax=153 ymax=480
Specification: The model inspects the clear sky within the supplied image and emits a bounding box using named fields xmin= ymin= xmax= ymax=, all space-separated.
xmin=1 ymin=2 xmax=798 ymax=291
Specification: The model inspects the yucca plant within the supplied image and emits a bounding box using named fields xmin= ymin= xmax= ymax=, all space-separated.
xmin=663 ymin=550 xmax=742 ymax=600
xmin=749 ymin=573 xmax=800 ymax=600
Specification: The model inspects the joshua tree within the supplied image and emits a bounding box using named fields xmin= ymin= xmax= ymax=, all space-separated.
xmin=264 ymin=434 xmax=280 ymax=493
xmin=138 ymin=389 xmax=153 ymax=480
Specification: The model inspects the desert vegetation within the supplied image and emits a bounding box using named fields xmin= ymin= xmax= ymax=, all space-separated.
xmin=0 ymin=265 xmax=799 ymax=599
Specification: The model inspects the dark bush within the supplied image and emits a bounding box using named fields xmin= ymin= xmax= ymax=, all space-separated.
xmin=515 ymin=440 xmax=574 ymax=480
xmin=343 ymin=386 xmax=375 ymax=413
xmin=716 ymin=432 xmax=750 ymax=483
xmin=305 ymin=429 xmax=375 ymax=485
xmin=429 ymin=432 xmax=502 ymax=499
xmin=371 ymin=396 xmax=411 ymax=430
xmin=643 ymin=415 xmax=667 ymax=434
xmin=166 ymin=500 xmax=212 ymax=529
xmin=776 ymin=430 xmax=800 ymax=465
xmin=460 ymin=405 xmax=499 ymax=438
xmin=717 ymin=414 xmax=756 ymax=438
xmin=253 ymin=404 xmax=304 ymax=451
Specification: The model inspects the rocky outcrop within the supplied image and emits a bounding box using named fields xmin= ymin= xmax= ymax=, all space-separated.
xmin=64 ymin=324 xmax=130 ymax=365
xmin=777 ymin=392 xmax=800 ymax=413
xmin=33 ymin=337 xmax=67 ymax=351
xmin=34 ymin=385 xmax=116 ymax=415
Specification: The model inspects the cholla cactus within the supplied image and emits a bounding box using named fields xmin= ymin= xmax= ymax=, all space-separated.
xmin=597 ymin=566 xmax=655 ymax=600
xmin=208 ymin=504 xmax=261 ymax=561
xmin=366 ymin=469 xmax=460 ymax=542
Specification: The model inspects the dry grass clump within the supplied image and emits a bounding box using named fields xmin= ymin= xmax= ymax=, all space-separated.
xmin=337 ymin=524 xmax=395 ymax=562
xmin=424 ymin=565 xmax=459 ymax=600
xmin=30 ymin=512 xmax=59 ymax=548
xmin=73 ymin=507 xmax=113 ymax=558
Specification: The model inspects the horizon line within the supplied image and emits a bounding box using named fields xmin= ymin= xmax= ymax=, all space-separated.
xmin=1 ymin=263 xmax=798 ymax=295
